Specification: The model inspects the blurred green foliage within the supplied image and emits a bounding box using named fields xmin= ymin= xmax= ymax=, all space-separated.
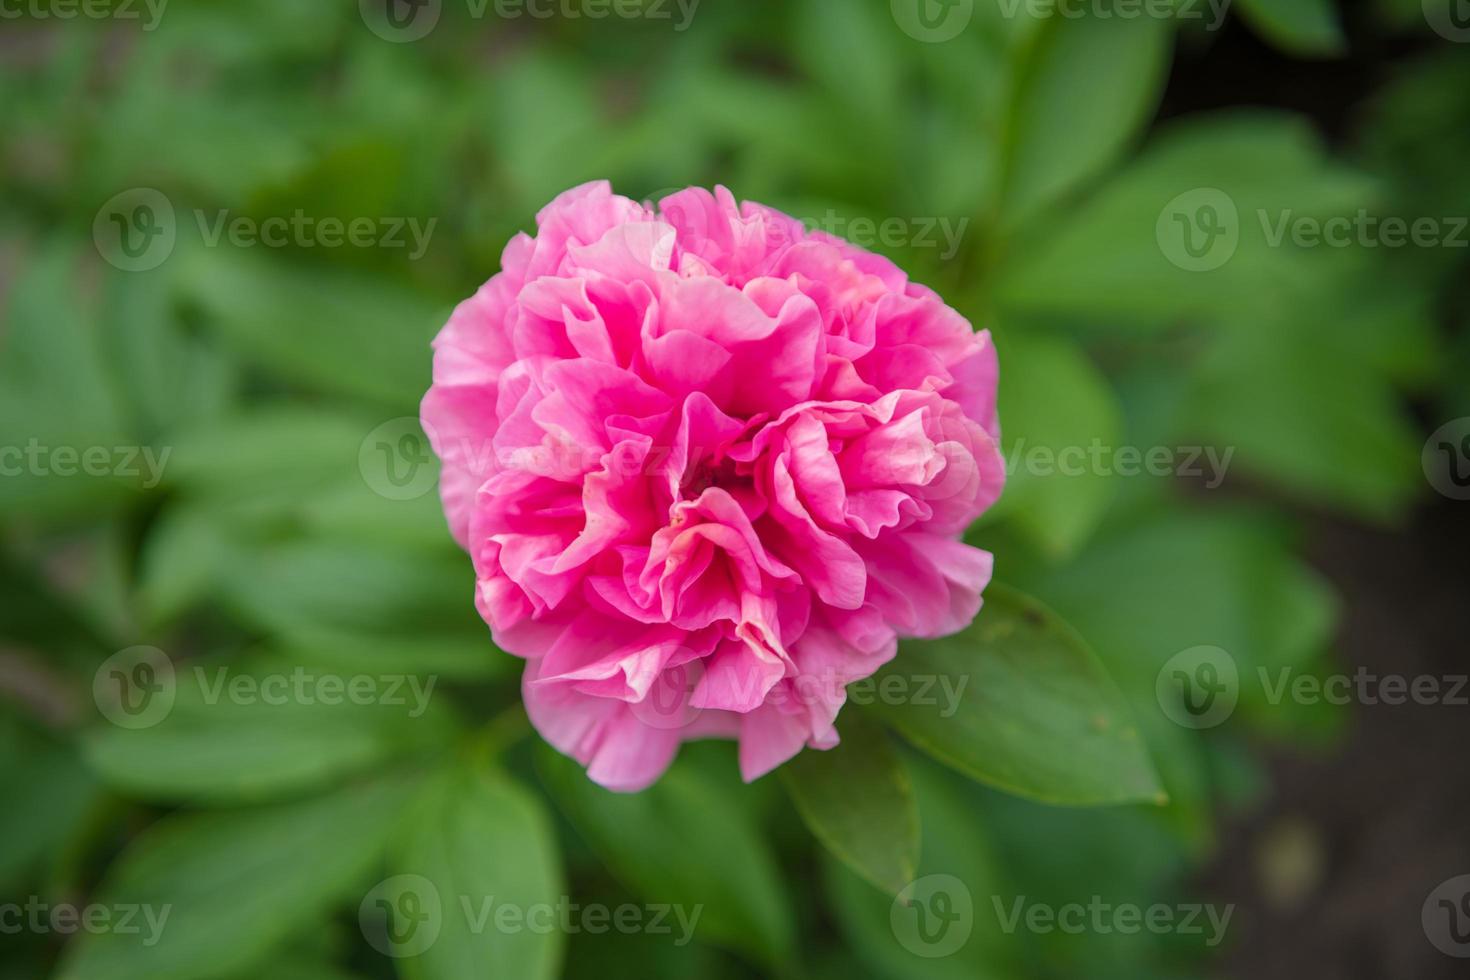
xmin=1 ymin=1 xmax=1465 ymax=978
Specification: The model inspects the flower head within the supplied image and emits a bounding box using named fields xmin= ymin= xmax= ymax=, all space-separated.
xmin=422 ymin=181 xmax=1004 ymax=790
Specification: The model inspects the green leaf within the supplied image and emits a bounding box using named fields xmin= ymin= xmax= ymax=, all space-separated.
xmin=995 ymin=112 xmax=1375 ymax=328
xmin=868 ymin=584 xmax=1164 ymax=806
xmin=991 ymin=331 xmax=1123 ymax=557
xmin=224 ymin=919 xmax=366 ymax=980
xmin=0 ymin=241 xmax=142 ymax=519
xmin=991 ymin=504 xmax=1342 ymax=843
xmin=56 ymin=775 xmax=420 ymax=980
xmin=792 ymin=0 xmax=901 ymax=135
xmin=1234 ymin=0 xmax=1345 ymax=56
xmin=218 ymin=540 xmax=477 ymax=638
xmin=0 ymin=552 xmax=111 ymax=654
xmin=81 ymin=6 xmax=330 ymax=199
xmin=536 ymin=747 xmax=793 ymax=966
xmin=295 ymin=478 xmax=452 ymax=553
xmin=0 ymin=716 xmax=103 ymax=891
xmin=97 ymin=265 xmax=236 ymax=440
xmin=276 ymin=626 xmax=508 ymax=683
xmin=177 ymin=247 xmax=442 ymax=408
xmin=236 ymin=958 xmax=369 ymax=980
xmin=142 ymin=409 xmax=454 ymax=625
xmin=136 ymin=502 xmax=239 ymax=627
xmin=1358 ymin=50 xmax=1470 ymax=295
xmin=822 ymin=757 xmax=1015 ymax=980
xmin=667 ymin=68 xmax=867 ymax=196
xmin=0 ymin=242 xmax=124 ymax=436
xmin=162 ymin=406 xmax=375 ymax=498
xmin=1178 ymin=307 xmax=1422 ymax=520
xmin=969 ymin=776 xmax=1201 ymax=974
xmin=1010 ymin=506 xmax=1339 ymax=733
xmin=391 ymin=766 xmax=565 ymax=980
xmin=780 ymin=712 xmax=919 ymax=897
xmin=82 ymin=656 xmax=455 ymax=803
xmin=487 ymin=53 xmax=612 ymax=209
xmin=1001 ymin=12 xmax=1171 ymax=226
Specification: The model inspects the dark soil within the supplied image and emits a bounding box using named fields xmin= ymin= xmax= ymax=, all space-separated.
xmin=1203 ymin=501 xmax=1470 ymax=979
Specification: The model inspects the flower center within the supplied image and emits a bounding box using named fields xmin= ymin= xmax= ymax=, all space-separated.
xmin=678 ymin=449 xmax=744 ymax=501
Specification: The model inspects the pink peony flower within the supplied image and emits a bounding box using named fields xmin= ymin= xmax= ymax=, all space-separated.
xmin=421 ymin=181 xmax=1004 ymax=791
